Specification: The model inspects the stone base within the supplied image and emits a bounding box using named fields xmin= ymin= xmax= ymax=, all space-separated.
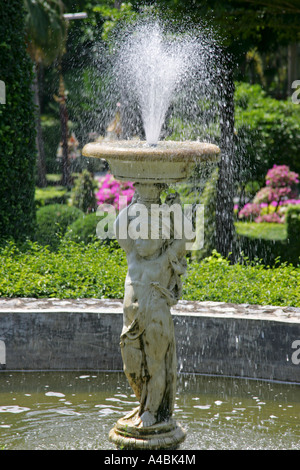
xmin=109 ymin=407 xmax=186 ymax=450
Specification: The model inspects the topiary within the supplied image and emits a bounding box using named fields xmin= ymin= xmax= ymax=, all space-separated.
xmin=71 ymin=170 xmax=97 ymax=213
xmin=35 ymin=204 xmax=83 ymax=250
xmin=0 ymin=0 xmax=36 ymax=241
xmin=195 ymin=167 xmax=218 ymax=260
xmin=286 ymin=206 xmax=300 ymax=264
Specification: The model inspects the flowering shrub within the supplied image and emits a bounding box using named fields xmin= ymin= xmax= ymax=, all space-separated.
xmin=266 ymin=164 xmax=299 ymax=188
xmin=255 ymin=213 xmax=284 ymax=224
xmin=238 ymin=203 xmax=261 ymax=221
xmin=253 ymin=186 xmax=271 ymax=205
xmin=239 ymin=165 xmax=299 ymax=223
xmin=95 ymin=174 xmax=135 ymax=210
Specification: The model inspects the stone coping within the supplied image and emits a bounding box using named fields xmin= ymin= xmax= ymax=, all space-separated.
xmin=1 ymin=297 xmax=299 ymax=381
xmin=0 ymin=297 xmax=299 ymax=323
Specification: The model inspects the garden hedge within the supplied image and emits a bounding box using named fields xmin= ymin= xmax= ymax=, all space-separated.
xmin=35 ymin=204 xmax=83 ymax=250
xmin=237 ymin=206 xmax=300 ymax=266
xmin=0 ymin=0 xmax=36 ymax=241
xmin=0 ymin=241 xmax=299 ymax=306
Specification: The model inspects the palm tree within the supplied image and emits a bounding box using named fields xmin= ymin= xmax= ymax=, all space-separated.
xmin=24 ymin=0 xmax=66 ymax=187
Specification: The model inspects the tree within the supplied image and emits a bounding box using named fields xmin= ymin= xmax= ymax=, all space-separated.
xmin=0 ymin=0 xmax=37 ymax=241
xmin=24 ymin=0 xmax=66 ymax=187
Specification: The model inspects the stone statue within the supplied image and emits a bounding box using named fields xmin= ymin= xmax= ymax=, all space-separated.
xmin=110 ymin=186 xmax=189 ymax=447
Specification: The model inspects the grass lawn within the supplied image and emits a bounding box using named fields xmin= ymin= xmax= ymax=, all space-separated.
xmin=235 ymin=221 xmax=287 ymax=241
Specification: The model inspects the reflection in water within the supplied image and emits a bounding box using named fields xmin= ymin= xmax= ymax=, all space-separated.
xmin=0 ymin=371 xmax=299 ymax=450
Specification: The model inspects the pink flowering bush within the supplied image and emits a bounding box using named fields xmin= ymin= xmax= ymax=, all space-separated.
xmin=266 ymin=164 xmax=299 ymax=188
xmin=253 ymin=186 xmax=271 ymax=205
xmin=254 ymin=212 xmax=284 ymax=224
xmin=239 ymin=165 xmax=299 ymax=223
xmin=95 ymin=174 xmax=135 ymax=210
xmin=238 ymin=203 xmax=261 ymax=221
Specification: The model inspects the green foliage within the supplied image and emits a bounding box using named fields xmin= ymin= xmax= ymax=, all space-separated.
xmin=93 ymin=3 xmax=137 ymax=43
xmin=236 ymin=207 xmax=300 ymax=266
xmin=65 ymin=212 xmax=99 ymax=244
xmin=0 ymin=0 xmax=36 ymax=241
xmin=286 ymin=206 xmax=300 ymax=263
xmin=0 ymin=241 xmax=299 ymax=307
xmin=24 ymin=0 xmax=66 ymax=65
xmin=35 ymin=186 xmax=69 ymax=208
xmin=0 ymin=239 xmax=126 ymax=299
xmin=286 ymin=206 xmax=300 ymax=241
xmin=40 ymin=116 xmax=61 ymax=173
xmin=70 ymin=170 xmax=97 ymax=213
xmin=183 ymin=250 xmax=300 ymax=307
xmin=35 ymin=204 xmax=83 ymax=250
xmin=235 ymin=222 xmax=287 ymax=241
xmin=196 ymin=168 xmax=218 ymax=260
xmin=235 ymin=82 xmax=300 ymax=182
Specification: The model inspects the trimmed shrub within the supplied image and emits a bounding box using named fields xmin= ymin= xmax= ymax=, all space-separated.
xmin=196 ymin=168 xmax=218 ymax=260
xmin=71 ymin=170 xmax=97 ymax=213
xmin=40 ymin=116 xmax=61 ymax=174
xmin=0 ymin=241 xmax=299 ymax=306
xmin=65 ymin=213 xmax=99 ymax=244
xmin=0 ymin=0 xmax=36 ymax=241
xmin=287 ymin=206 xmax=300 ymax=241
xmin=35 ymin=186 xmax=69 ymax=208
xmin=286 ymin=206 xmax=300 ymax=264
xmin=237 ymin=207 xmax=300 ymax=266
xmin=35 ymin=204 xmax=83 ymax=250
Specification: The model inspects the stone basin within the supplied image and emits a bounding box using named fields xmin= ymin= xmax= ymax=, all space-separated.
xmin=82 ymin=140 xmax=220 ymax=183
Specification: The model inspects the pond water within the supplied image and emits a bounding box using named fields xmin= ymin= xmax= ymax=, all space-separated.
xmin=0 ymin=371 xmax=299 ymax=450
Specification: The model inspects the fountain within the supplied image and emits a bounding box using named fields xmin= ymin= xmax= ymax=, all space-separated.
xmin=82 ymin=21 xmax=220 ymax=449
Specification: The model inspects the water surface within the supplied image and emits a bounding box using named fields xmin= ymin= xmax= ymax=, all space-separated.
xmin=0 ymin=371 xmax=299 ymax=450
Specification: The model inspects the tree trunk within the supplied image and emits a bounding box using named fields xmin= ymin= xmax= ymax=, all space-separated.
xmin=215 ymin=61 xmax=236 ymax=261
xmin=33 ymin=64 xmax=47 ymax=188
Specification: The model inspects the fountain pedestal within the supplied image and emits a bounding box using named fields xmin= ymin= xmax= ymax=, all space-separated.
xmin=83 ymin=140 xmax=220 ymax=450
xmin=109 ymin=406 xmax=186 ymax=450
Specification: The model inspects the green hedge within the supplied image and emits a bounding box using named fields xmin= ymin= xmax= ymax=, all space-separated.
xmin=65 ymin=213 xmax=99 ymax=244
xmin=35 ymin=186 xmax=70 ymax=208
xmin=286 ymin=206 xmax=300 ymax=264
xmin=40 ymin=116 xmax=61 ymax=174
xmin=35 ymin=204 xmax=83 ymax=250
xmin=0 ymin=241 xmax=299 ymax=306
xmin=236 ymin=207 xmax=300 ymax=266
xmin=0 ymin=0 xmax=36 ymax=241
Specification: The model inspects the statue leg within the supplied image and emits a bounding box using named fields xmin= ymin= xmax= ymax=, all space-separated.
xmin=120 ymin=335 xmax=143 ymax=401
xmin=137 ymin=313 xmax=176 ymax=427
